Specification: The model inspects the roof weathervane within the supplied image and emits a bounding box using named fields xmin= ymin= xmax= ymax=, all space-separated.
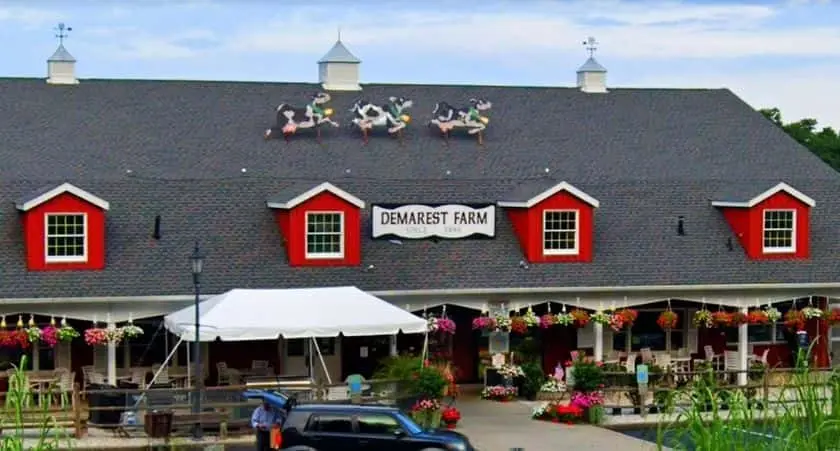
xmin=337 ymin=26 xmax=342 ymax=42
xmin=55 ymin=23 xmax=72 ymax=45
xmin=583 ymin=36 xmax=598 ymax=58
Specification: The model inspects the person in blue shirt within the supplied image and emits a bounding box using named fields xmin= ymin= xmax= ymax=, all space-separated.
xmin=251 ymin=399 xmax=283 ymax=451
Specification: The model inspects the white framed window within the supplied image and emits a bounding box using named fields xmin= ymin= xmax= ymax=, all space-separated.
xmin=44 ymin=213 xmax=87 ymax=263
xmin=762 ymin=209 xmax=796 ymax=253
xmin=543 ymin=210 xmax=578 ymax=255
xmin=305 ymin=212 xmax=344 ymax=259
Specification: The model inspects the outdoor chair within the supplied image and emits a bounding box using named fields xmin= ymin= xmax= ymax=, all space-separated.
xmin=53 ymin=368 xmax=74 ymax=407
xmin=326 ymin=386 xmax=349 ymax=401
xmin=151 ymin=364 xmax=170 ymax=385
xmin=723 ymin=351 xmax=740 ymax=382
xmin=640 ymin=348 xmax=654 ymax=363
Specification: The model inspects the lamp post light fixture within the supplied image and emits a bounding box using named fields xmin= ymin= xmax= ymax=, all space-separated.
xmin=189 ymin=241 xmax=205 ymax=440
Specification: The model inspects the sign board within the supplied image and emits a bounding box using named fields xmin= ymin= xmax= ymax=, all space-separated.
xmin=491 ymin=353 xmax=506 ymax=368
xmin=636 ymin=364 xmax=649 ymax=385
xmin=488 ymin=332 xmax=510 ymax=354
xmin=371 ymin=204 xmax=495 ymax=239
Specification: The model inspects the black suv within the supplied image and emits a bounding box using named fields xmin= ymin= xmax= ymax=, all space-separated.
xmin=244 ymin=390 xmax=476 ymax=451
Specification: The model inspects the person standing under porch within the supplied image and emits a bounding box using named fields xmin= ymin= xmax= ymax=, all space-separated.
xmin=251 ymin=398 xmax=283 ymax=451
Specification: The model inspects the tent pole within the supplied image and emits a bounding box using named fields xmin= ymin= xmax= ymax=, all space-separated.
xmin=186 ymin=340 xmax=191 ymax=388
xmin=311 ymin=337 xmax=332 ymax=384
xmin=308 ymin=339 xmax=313 ymax=380
xmin=134 ymin=336 xmax=185 ymax=408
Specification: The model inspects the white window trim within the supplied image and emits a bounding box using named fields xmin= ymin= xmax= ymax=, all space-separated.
xmin=43 ymin=213 xmax=88 ymax=263
xmin=304 ymin=211 xmax=345 ymax=259
xmin=542 ymin=209 xmax=579 ymax=256
xmin=831 ymin=302 xmax=840 ymax=343
xmin=762 ymin=209 xmax=796 ymax=254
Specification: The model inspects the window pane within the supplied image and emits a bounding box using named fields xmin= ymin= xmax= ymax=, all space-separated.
xmin=358 ymin=415 xmax=400 ymax=435
xmin=308 ymin=414 xmax=353 ymax=433
xmin=763 ymin=210 xmax=794 ymax=249
xmin=46 ymin=214 xmax=86 ymax=258
xmin=543 ymin=211 xmax=577 ymax=251
xmin=306 ymin=213 xmax=342 ymax=256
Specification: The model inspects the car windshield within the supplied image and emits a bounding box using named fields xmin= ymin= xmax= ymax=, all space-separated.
xmin=393 ymin=411 xmax=422 ymax=434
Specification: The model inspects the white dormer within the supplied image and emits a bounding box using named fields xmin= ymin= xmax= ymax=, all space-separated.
xmin=576 ymin=57 xmax=607 ymax=94
xmin=47 ymin=44 xmax=78 ymax=85
xmin=317 ymin=39 xmax=361 ymax=91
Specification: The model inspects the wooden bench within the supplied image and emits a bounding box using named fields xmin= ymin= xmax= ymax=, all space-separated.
xmin=1 ymin=410 xmax=84 ymax=438
xmin=171 ymin=411 xmax=230 ymax=438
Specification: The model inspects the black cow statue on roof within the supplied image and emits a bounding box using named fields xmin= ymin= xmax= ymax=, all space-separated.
xmin=428 ymin=98 xmax=492 ymax=145
xmin=349 ymin=96 xmax=414 ymax=144
xmin=264 ymin=92 xmax=340 ymax=142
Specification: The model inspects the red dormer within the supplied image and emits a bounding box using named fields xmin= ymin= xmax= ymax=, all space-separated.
xmin=711 ymin=182 xmax=814 ymax=260
xmin=498 ymin=181 xmax=600 ymax=263
xmin=15 ymin=183 xmax=110 ymax=271
xmin=266 ymin=182 xmax=364 ymax=267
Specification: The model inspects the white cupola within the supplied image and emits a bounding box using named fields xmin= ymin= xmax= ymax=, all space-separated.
xmin=317 ymin=35 xmax=361 ymax=91
xmin=47 ymin=23 xmax=78 ymax=85
xmin=576 ymin=37 xmax=607 ymax=94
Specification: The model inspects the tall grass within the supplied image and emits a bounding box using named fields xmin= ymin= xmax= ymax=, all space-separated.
xmin=1 ymin=356 xmax=69 ymax=451
xmin=655 ymin=351 xmax=840 ymax=450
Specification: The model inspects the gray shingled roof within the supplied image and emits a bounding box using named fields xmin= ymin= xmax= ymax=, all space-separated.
xmin=0 ymin=77 xmax=839 ymax=298
xmin=48 ymin=45 xmax=76 ymax=63
xmin=318 ymin=41 xmax=360 ymax=64
xmin=577 ymin=57 xmax=606 ymax=73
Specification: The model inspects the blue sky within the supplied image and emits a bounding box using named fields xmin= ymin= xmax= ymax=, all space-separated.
xmin=1 ymin=0 xmax=839 ymax=128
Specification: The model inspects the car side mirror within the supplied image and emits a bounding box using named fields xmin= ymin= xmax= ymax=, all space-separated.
xmin=393 ymin=429 xmax=406 ymax=438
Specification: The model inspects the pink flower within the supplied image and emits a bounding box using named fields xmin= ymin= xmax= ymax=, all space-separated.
xmin=41 ymin=326 xmax=59 ymax=348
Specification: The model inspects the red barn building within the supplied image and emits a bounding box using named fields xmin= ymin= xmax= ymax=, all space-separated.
xmin=0 ymin=37 xmax=839 ymax=386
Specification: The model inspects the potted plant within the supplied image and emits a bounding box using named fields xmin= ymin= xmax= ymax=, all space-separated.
xmin=555 ymin=311 xmax=574 ymax=327
xmin=615 ymin=309 xmax=638 ymax=327
xmin=84 ymin=328 xmax=109 ymax=346
xmin=657 ymin=310 xmax=679 ymax=330
xmin=493 ymin=315 xmax=511 ymax=333
xmin=522 ymin=308 xmax=539 ymax=328
xmin=481 ymin=385 xmax=517 ymax=402
xmin=441 ymin=406 xmax=460 ymax=429
xmin=802 ymin=306 xmax=823 ymax=322
xmin=471 ymin=316 xmax=496 ymax=332
xmin=410 ymin=398 xmax=442 ymax=430
xmin=827 ymin=308 xmax=840 ymax=326
xmin=693 ymin=309 xmax=713 ymax=328
xmin=730 ymin=311 xmax=747 ymax=326
xmin=540 ymin=313 xmax=556 ymax=328
xmin=747 ymin=309 xmax=769 ymax=325
xmin=764 ymin=306 xmax=782 ymax=323
xmin=509 ymin=316 xmax=528 ymax=335
xmin=519 ymin=362 xmax=545 ymax=400
xmin=120 ymin=321 xmax=145 ymax=340
xmin=570 ymin=309 xmax=590 ymax=328
xmin=56 ymin=321 xmax=80 ymax=343
xmin=711 ymin=311 xmax=732 ymax=327
xmin=41 ymin=326 xmax=59 ymax=348
xmin=784 ymin=309 xmax=806 ymax=331
xmin=590 ymin=311 xmax=611 ymax=326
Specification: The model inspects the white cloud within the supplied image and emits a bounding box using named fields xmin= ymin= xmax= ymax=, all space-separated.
xmin=0 ymin=6 xmax=61 ymax=28
xmin=222 ymin=2 xmax=840 ymax=59
xmin=634 ymin=64 xmax=840 ymax=129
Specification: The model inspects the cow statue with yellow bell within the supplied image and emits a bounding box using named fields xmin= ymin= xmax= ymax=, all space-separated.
xmin=264 ymin=92 xmax=339 ymax=143
xmin=429 ymin=98 xmax=492 ymax=146
xmin=349 ymin=96 xmax=413 ymax=145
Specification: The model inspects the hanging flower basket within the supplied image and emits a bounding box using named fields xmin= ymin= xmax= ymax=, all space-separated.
xmin=25 ymin=326 xmax=42 ymax=343
xmin=746 ymin=309 xmax=769 ymax=325
xmin=730 ymin=311 xmax=748 ymax=326
xmin=711 ymin=311 xmax=732 ymax=328
xmin=615 ymin=309 xmax=638 ymax=327
xmin=764 ymin=306 xmax=782 ymax=323
xmin=41 ymin=326 xmax=59 ymax=348
xmin=522 ymin=309 xmax=540 ymax=328
xmin=693 ymin=309 xmax=713 ymax=328
xmin=784 ymin=309 xmax=806 ymax=332
xmin=57 ymin=325 xmax=80 ymax=342
xmin=590 ymin=311 xmax=611 ymax=326
xmin=540 ymin=313 xmax=557 ymax=328
xmin=555 ymin=312 xmax=574 ymax=327
xmin=493 ymin=315 xmax=512 ymax=333
xmin=510 ymin=317 xmax=528 ymax=335
xmin=608 ymin=314 xmax=625 ymax=332
xmin=428 ymin=316 xmax=456 ymax=335
xmin=120 ymin=324 xmax=145 ymax=339
xmin=570 ymin=309 xmax=590 ymax=328
xmin=84 ymin=328 xmax=110 ymax=346
xmin=802 ymin=307 xmax=824 ymax=321
xmin=472 ymin=316 xmax=496 ymax=332
xmin=826 ymin=308 xmax=840 ymax=326
xmin=657 ymin=310 xmax=679 ymax=330
xmin=0 ymin=330 xmax=30 ymax=349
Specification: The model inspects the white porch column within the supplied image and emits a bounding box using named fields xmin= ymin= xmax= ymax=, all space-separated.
xmin=737 ymin=307 xmax=748 ymax=386
xmin=123 ymin=342 xmax=131 ymax=368
xmin=389 ymin=334 xmax=398 ymax=357
xmin=593 ymin=322 xmax=604 ymax=362
xmin=107 ymin=321 xmax=117 ymax=386
xmin=32 ymin=345 xmax=40 ymax=370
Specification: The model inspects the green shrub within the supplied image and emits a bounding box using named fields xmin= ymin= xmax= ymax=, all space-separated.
xmin=570 ymin=358 xmax=604 ymax=392
xmin=373 ymin=355 xmax=424 ymax=381
xmin=412 ymin=366 xmax=448 ymax=399
xmin=519 ymin=362 xmax=545 ymax=400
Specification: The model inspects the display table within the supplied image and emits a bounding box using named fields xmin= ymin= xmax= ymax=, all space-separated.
xmin=483 ymin=368 xmax=508 ymax=387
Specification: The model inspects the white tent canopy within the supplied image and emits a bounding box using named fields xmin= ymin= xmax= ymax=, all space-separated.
xmin=163 ymin=286 xmax=427 ymax=341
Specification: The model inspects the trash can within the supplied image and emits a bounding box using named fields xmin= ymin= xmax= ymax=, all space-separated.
xmin=144 ymin=410 xmax=174 ymax=438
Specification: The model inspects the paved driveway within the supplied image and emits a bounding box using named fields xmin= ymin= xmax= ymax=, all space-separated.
xmin=456 ymin=399 xmax=660 ymax=451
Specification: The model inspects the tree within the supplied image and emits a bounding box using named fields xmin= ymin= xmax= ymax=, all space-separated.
xmin=759 ymin=108 xmax=840 ymax=172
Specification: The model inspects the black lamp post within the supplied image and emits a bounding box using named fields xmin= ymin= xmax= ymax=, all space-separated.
xmin=189 ymin=241 xmax=205 ymax=440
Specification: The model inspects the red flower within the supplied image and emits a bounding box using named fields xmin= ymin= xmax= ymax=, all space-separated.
xmin=442 ymin=407 xmax=461 ymax=422
xmin=510 ymin=317 xmax=528 ymax=335
xmin=711 ymin=311 xmax=732 ymax=327
xmin=657 ymin=310 xmax=679 ymax=330
xmin=747 ymin=310 xmax=769 ymax=325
